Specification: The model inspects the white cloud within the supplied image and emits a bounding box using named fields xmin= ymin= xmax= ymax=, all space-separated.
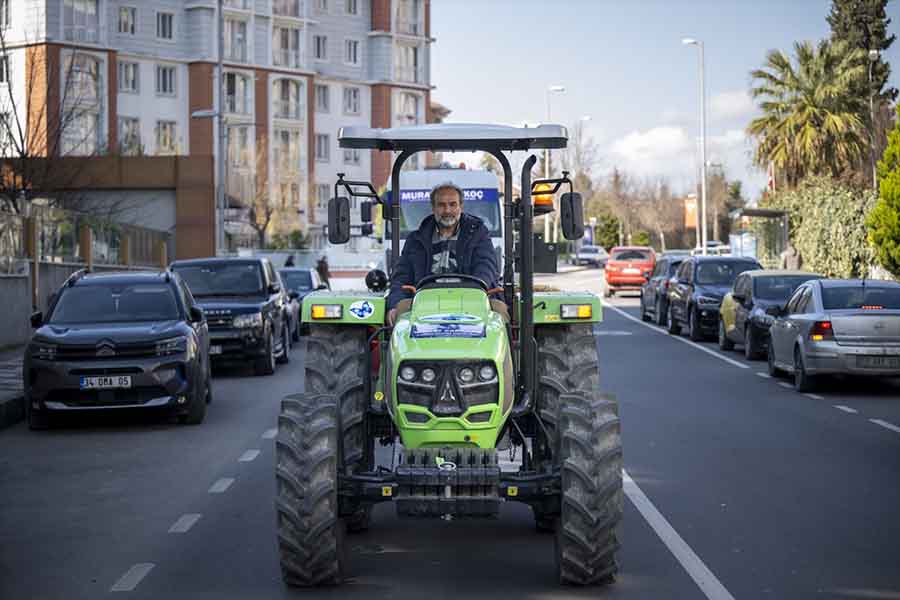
xmin=610 ymin=126 xmax=692 ymax=164
xmin=710 ymin=90 xmax=755 ymax=121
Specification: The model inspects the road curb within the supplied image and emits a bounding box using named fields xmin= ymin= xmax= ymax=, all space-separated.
xmin=0 ymin=393 xmax=24 ymax=430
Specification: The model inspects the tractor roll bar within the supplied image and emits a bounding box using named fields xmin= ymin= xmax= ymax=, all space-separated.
xmin=388 ymin=150 xmax=415 ymax=273
xmin=485 ymin=150 xmax=514 ymax=309
xmin=518 ymin=155 xmax=538 ymax=403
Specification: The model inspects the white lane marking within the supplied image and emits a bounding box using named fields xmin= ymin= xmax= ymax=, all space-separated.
xmin=239 ymin=449 xmax=261 ymax=462
xmin=623 ymin=470 xmax=736 ymax=600
xmin=168 ymin=513 xmax=202 ymax=534
xmin=777 ymin=382 xmax=793 ymax=389
xmin=870 ymin=419 xmax=900 ymax=434
xmin=110 ymin=563 xmax=155 ymax=592
xmin=834 ymin=405 xmax=858 ymax=414
xmin=756 ymin=372 xmax=771 ymax=379
xmin=262 ymin=428 xmax=277 ymax=439
xmin=602 ymin=303 xmax=749 ymax=370
xmin=596 ymin=330 xmax=633 ymax=336
xmin=804 ymin=393 xmax=825 ymax=401
xmin=208 ymin=478 xmax=235 ymax=493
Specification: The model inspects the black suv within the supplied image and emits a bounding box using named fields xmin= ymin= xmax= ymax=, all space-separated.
xmin=640 ymin=255 xmax=686 ymax=326
xmin=170 ymin=257 xmax=290 ymax=375
xmin=666 ymin=256 xmax=762 ymax=341
xmin=24 ymin=270 xmax=211 ymax=429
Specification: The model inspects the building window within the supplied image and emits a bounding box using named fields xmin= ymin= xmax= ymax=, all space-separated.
xmin=274 ymin=128 xmax=301 ymax=173
xmin=316 ymin=183 xmax=330 ymax=209
xmin=118 ymin=116 xmax=141 ymax=155
xmin=344 ymin=39 xmax=359 ymax=66
xmin=276 ymin=182 xmax=300 ymax=210
xmin=313 ymin=35 xmax=328 ymax=61
xmin=155 ymin=65 xmax=176 ymax=96
xmin=227 ymin=125 xmax=251 ymax=167
xmin=62 ymin=111 xmax=100 ymax=156
xmin=61 ymin=54 xmax=102 ymax=156
xmin=224 ymin=18 xmax=248 ymax=62
xmin=343 ymin=148 xmax=360 ymax=166
xmin=224 ymin=72 xmax=251 ymax=114
xmin=342 ymin=86 xmax=360 ymax=115
xmin=156 ymin=120 xmax=177 ymax=155
xmin=64 ymin=0 xmax=100 ymax=43
xmin=273 ymin=0 xmax=301 ymax=18
xmin=224 ymin=0 xmax=250 ymax=8
xmin=315 ymin=133 xmax=329 ymax=162
xmin=315 ymin=84 xmax=329 ymax=113
xmin=0 ymin=55 xmax=8 ymax=84
xmin=156 ymin=12 xmax=174 ymax=40
xmin=394 ymin=91 xmax=420 ymax=127
xmin=315 ymin=0 xmax=328 ymax=14
xmin=0 ymin=0 xmax=9 ymax=29
xmin=395 ymin=0 xmax=422 ymax=36
xmin=273 ymin=79 xmax=303 ymax=120
xmin=118 ymin=61 xmax=139 ymax=93
xmin=273 ymin=26 xmax=302 ymax=68
xmin=0 ymin=112 xmax=13 ymax=154
xmin=65 ymin=53 xmax=101 ymax=104
xmin=346 ymin=0 xmax=358 ymax=15
xmin=118 ymin=6 xmax=136 ymax=35
xmin=394 ymin=43 xmax=421 ymax=83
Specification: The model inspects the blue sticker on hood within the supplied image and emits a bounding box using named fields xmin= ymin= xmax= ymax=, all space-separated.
xmin=410 ymin=323 xmax=486 ymax=338
xmin=419 ymin=314 xmax=481 ymax=323
xmin=349 ymin=300 xmax=375 ymax=319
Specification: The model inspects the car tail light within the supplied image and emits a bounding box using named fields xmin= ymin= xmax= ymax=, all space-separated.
xmin=606 ymin=264 xmax=618 ymax=272
xmin=810 ymin=321 xmax=834 ymax=342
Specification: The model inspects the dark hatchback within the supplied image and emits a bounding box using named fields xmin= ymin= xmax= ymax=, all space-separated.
xmin=170 ymin=257 xmax=290 ymax=376
xmin=23 ymin=270 xmax=211 ymax=429
xmin=666 ymin=256 xmax=762 ymax=341
xmin=640 ymin=255 xmax=686 ymax=326
xmin=278 ymin=267 xmax=328 ymax=338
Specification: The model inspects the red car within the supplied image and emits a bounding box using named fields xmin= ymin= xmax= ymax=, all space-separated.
xmin=605 ymin=246 xmax=656 ymax=297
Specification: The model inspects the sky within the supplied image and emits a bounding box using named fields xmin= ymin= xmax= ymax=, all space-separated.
xmin=430 ymin=0 xmax=900 ymax=199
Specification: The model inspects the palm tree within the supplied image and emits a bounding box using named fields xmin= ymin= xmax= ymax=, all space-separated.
xmin=748 ymin=39 xmax=868 ymax=187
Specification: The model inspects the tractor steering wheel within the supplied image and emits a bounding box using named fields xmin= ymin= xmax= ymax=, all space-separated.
xmin=414 ymin=273 xmax=489 ymax=293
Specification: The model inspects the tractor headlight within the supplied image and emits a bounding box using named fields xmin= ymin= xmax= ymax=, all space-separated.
xmin=233 ymin=313 xmax=263 ymax=328
xmin=478 ymin=364 xmax=496 ymax=381
xmin=421 ymin=368 xmax=437 ymax=383
xmin=458 ymin=367 xmax=475 ymax=384
xmin=561 ymin=304 xmax=592 ymax=319
xmin=400 ymin=366 xmax=417 ymax=382
xmin=311 ymin=304 xmax=342 ymax=319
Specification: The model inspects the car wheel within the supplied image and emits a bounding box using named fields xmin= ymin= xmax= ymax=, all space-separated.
xmin=666 ymin=304 xmax=681 ymax=335
xmin=744 ymin=327 xmax=761 ymax=360
xmin=254 ymin=327 xmax=276 ymax=376
xmin=292 ymin=316 xmax=300 ymax=342
xmin=277 ymin=324 xmax=291 ymax=365
xmin=25 ymin=394 xmax=49 ymax=431
xmin=179 ymin=376 xmax=208 ymax=425
xmin=688 ymin=307 xmax=704 ymax=342
xmin=767 ymin=343 xmax=785 ymax=377
xmin=718 ymin=319 xmax=735 ymax=351
xmin=655 ymin=299 xmax=667 ymax=327
xmin=640 ymin=294 xmax=651 ymax=322
xmin=793 ymin=347 xmax=816 ymax=392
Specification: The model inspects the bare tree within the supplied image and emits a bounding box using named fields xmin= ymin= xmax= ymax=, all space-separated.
xmin=246 ymin=135 xmax=276 ymax=248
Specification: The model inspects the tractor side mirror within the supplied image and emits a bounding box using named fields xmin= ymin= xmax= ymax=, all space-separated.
xmin=360 ymin=201 xmax=373 ymax=223
xmin=328 ymin=196 xmax=351 ymax=244
xmin=560 ymin=192 xmax=584 ymax=241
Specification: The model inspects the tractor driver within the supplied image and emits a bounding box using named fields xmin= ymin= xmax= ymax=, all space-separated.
xmin=386 ymin=181 xmax=506 ymax=325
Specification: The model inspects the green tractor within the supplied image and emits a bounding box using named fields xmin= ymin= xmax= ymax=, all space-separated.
xmin=274 ymin=124 xmax=622 ymax=586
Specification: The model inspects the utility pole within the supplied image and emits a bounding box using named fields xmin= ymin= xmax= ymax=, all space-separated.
xmin=216 ymin=0 xmax=225 ymax=254
xmin=683 ymin=38 xmax=708 ymax=255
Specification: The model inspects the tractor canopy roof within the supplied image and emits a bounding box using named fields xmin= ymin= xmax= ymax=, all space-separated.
xmin=338 ymin=123 xmax=568 ymax=152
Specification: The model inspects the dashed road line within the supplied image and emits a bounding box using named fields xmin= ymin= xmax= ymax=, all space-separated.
xmin=602 ymin=303 xmax=750 ymax=370
xmin=755 ymin=372 xmax=772 ymax=379
xmin=239 ymin=449 xmax=261 ymax=462
xmin=208 ymin=478 xmax=235 ymax=494
xmin=110 ymin=563 xmax=155 ymax=592
xmin=777 ymin=382 xmax=793 ymax=390
xmin=624 ymin=470 xmax=736 ymax=600
xmin=262 ymin=428 xmax=278 ymax=439
xmin=804 ymin=393 xmax=825 ymax=401
xmin=168 ymin=513 xmax=202 ymax=534
xmin=834 ymin=405 xmax=858 ymax=414
xmin=870 ymin=419 xmax=900 ymax=434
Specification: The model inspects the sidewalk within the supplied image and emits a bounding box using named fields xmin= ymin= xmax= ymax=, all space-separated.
xmin=0 ymin=345 xmax=25 ymax=430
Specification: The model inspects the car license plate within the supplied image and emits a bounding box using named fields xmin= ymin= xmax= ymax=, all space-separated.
xmin=857 ymin=356 xmax=900 ymax=369
xmin=210 ymin=345 xmax=223 ymax=355
xmin=623 ymin=268 xmax=640 ymax=274
xmin=79 ymin=375 xmax=132 ymax=390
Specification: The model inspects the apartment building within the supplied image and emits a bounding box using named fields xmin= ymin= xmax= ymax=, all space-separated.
xmin=0 ymin=0 xmax=433 ymax=249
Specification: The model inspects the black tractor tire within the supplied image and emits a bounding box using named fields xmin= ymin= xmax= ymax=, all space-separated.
xmin=275 ymin=394 xmax=347 ymax=586
xmin=555 ymin=391 xmax=623 ymax=585
xmin=666 ymin=305 xmax=681 ymax=335
xmin=688 ymin=307 xmax=704 ymax=342
xmin=254 ymin=326 xmax=276 ymax=376
xmin=718 ymin=319 xmax=734 ymax=351
xmin=276 ymin=324 xmax=291 ymax=365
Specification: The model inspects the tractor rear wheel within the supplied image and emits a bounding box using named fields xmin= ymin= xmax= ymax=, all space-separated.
xmin=555 ymin=391 xmax=623 ymax=585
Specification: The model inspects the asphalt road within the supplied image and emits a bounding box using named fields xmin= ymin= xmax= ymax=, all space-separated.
xmin=2 ymin=269 xmax=899 ymax=599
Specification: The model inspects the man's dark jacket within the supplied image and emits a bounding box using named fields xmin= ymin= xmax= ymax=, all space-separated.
xmin=387 ymin=213 xmax=498 ymax=309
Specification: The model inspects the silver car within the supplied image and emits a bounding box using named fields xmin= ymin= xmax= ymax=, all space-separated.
xmin=767 ymin=279 xmax=900 ymax=391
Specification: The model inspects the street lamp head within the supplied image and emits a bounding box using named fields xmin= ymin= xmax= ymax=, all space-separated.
xmin=869 ymin=48 xmax=880 ymax=62
xmin=548 ymin=85 xmax=566 ymax=93
xmin=682 ymin=37 xmax=698 ymax=46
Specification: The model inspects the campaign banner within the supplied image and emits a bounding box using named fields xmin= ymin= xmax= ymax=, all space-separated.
xmin=387 ymin=188 xmax=499 ymax=203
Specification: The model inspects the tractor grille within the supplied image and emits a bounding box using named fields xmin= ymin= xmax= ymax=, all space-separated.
xmin=396 ymin=360 xmax=498 ymax=418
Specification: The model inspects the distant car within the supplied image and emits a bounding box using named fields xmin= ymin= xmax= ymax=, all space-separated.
xmin=768 ymin=279 xmax=900 ymax=391
xmin=640 ymin=255 xmax=686 ymax=325
xmin=718 ymin=270 xmax=823 ymax=359
xmin=23 ymin=270 xmax=212 ymax=429
xmin=170 ymin=257 xmax=290 ymax=376
xmin=666 ymin=256 xmax=762 ymax=341
xmin=573 ymin=245 xmax=609 ymax=268
xmin=605 ymin=246 xmax=656 ymax=296
xmin=278 ymin=267 xmax=329 ymax=339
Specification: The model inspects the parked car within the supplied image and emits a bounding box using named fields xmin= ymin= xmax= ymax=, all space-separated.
xmin=718 ymin=270 xmax=823 ymax=359
xmin=666 ymin=256 xmax=762 ymax=341
xmin=605 ymin=246 xmax=656 ymax=296
xmin=278 ymin=267 xmax=329 ymax=339
xmin=572 ymin=245 xmax=609 ymax=268
xmin=768 ymin=279 xmax=900 ymax=391
xmin=23 ymin=270 xmax=211 ymax=429
xmin=640 ymin=255 xmax=686 ymax=325
xmin=170 ymin=257 xmax=290 ymax=376
xmin=661 ymin=249 xmax=692 ymax=257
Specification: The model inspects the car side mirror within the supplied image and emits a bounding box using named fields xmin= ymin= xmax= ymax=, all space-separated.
xmin=560 ymin=192 xmax=584 ymax=241
xmin=288 ymin=291 xmax=300 ymax=300
xmin=361 ymin=201 xmax=373 ymax=223
xmin=316 ymin=284 xmax=328 ymax=291
xmin=189 ymin=306 xmax=205 ymax=323
xmin=268 ymin=282 xmax=281 ymax=294
xmin=328 ymin=196 xmax=351 ymax=244
xmin=30 ymin=311 xmax=43 ymax=328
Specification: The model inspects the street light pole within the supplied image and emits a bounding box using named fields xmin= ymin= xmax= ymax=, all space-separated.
xmin=683 ymin=38 xmax=708 ymax=255
xmin=216 ymin=0 xmax=225 ymax=254
xmin=544 ymin=85 xmax=565 ymax=240
xmin=869 ymin=48 xmax=880 ymax=190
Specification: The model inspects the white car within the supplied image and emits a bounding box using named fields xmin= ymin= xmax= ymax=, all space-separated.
xmin=573 ymin=245 xmax=609 ymax=268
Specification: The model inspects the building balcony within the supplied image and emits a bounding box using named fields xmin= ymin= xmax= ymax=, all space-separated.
xmin=273 ymin=0 xmax=304 ymax=18
xmin=273 ymin=49 xmax=304 ymax=69
xmin=273 ymin=100 xmax=304 ymax=121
